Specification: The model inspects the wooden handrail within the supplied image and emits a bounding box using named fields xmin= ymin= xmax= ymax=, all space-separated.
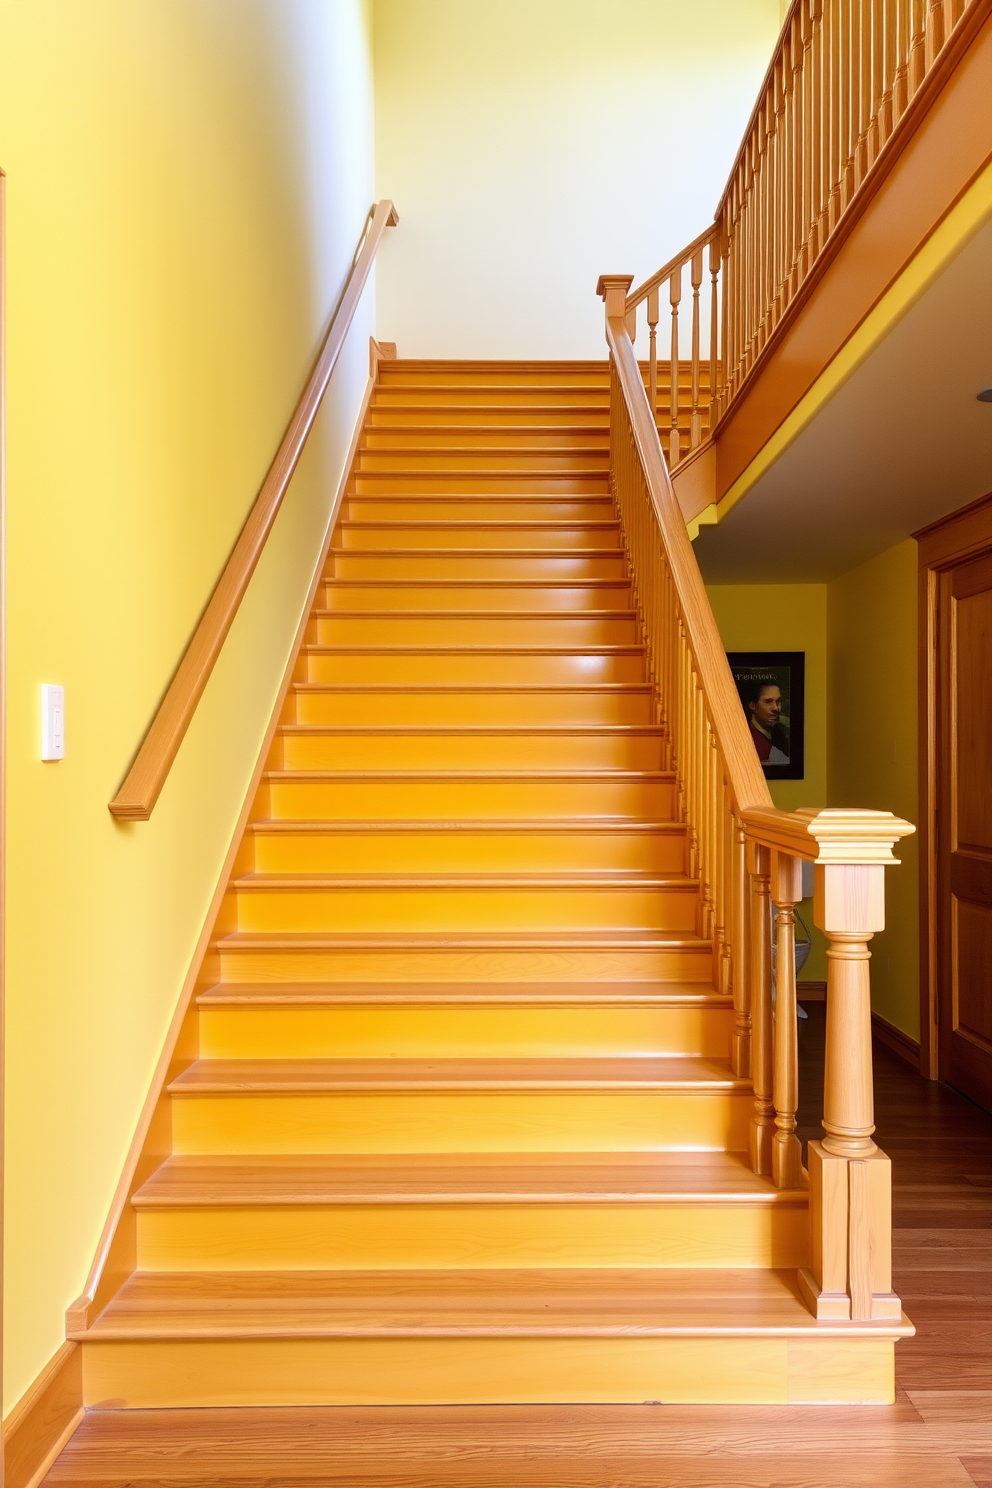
xmin=625 ymin=224 xmax=720 ymax=313
xmin=109 ymin=200 xmax=398 ymax=821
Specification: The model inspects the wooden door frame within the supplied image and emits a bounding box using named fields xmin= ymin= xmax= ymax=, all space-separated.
xmin=914 ymin=490 xmax=992 ymax=1079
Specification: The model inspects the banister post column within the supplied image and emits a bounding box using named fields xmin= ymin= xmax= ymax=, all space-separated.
xmin=770 ymin=851 xmax=803 ymax=1189
xmin=596 ymin=275 xmax=635 ymax=329
xmin=798 ymin=856 xmax=902 ymax=1323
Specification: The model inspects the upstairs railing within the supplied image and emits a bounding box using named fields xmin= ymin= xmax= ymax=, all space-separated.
xmin=109 ymin=200 xmax=398 ymax=821
xmin=625 ymin=0 xmax=985 ymax=464
xmin=598 ymin=274 xmax=914 ymax=1323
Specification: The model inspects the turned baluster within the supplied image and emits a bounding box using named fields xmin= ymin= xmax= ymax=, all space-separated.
xmin=894 ymin=0 xmax=911 ymax=118
xmin=909 ymin=0 xmax=927 ymax=93
xmin=708 ymin=236 xmax=720 ymax=428
xmin=719 ymin=234 xmax=729 ymax=417
xmin=879 ymin=0 xmax=896 ymax=143
xmin=731 ymin=814 xmax=750 ymax=1076
xmin=690 ymin=248 xmax=703 ymax=448
xmin=647 ymin=287 xmax=659 ymax=426
xmin=925 ymin=0 xmax=945 ymax=67
xmin=748 ymin=842 xmax=775 ymax=1174
xmin=771 ymin=851 xmax=804 ymax=1189
xmin=827 ymin=0 xmax=844 ymax=229
xmin=808 ymin=0 xmax=824 ymax=266
xmin=669 ymin=266 xmax=681 ymax=468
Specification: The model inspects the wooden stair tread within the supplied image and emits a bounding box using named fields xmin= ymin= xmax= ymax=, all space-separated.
xmin=197 ymin=980 xmax=726 ymax=1008
xmin=248 ymin=819 xmax=683 ymax=835
xmin=329 ymin=545 xmax=618 ymax=557
xmin=133 ymin=1152 xmax=800 ymax=1208
xmin=78 ymin=1269 xmax=909 ymax=1341
xmin=339 ymin=517 xmax=618 ymax=525
xmin=168 ymin=1055 xmax=743 ymax=1094
xmin=290 ymin=683 xmax=655 ymax=694
xmin=231 ymin=872 xmax=696 ymax=890
xmin=262 ymin=769 xmax=673 ymax=782
xmin=301 ymin=645 xmax=642 ymax=656
xmin=310 ymin=609 xmax=639 ymax=619
xmin=276 ymin=724 xmax=664 ymax=735
xmin=215 ymin=930 xmax=710 ymax=949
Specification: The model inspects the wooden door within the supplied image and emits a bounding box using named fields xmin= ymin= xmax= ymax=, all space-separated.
xmin=918 ymin=493 xmax=992 ymax=1111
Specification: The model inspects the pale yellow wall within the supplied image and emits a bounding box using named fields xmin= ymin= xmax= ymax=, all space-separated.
xmin=373 ymin=0 xmax=782 ymax=357
xmin=705 ymin=584 xmax=829 ymax=980
xmin=0 ymin=0 xmax=375 ymax=1410
xmin=828 ymin=540 xmax=919 ymax=1040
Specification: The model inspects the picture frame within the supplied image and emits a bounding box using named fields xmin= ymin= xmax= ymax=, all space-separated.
xmin=726 ymin=651 xmax=805 ymax=781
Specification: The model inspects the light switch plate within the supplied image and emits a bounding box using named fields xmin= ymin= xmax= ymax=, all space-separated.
xmin=41 ymin=684 xmax=65 ymax=760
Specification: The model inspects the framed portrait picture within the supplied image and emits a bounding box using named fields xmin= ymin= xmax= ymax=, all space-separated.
xmin=726 ymin=651 xmax=805 ymax=781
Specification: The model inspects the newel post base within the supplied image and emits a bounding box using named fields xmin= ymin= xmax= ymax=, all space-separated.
xmin=798 ymin=1143 xmax=902 ymax=1322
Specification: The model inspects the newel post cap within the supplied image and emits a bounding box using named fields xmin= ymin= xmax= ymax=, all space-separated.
xmin=794 ymin=808 xmax=915 ymax=865
xmin=596 ymin=274 xmax=635 ymax=319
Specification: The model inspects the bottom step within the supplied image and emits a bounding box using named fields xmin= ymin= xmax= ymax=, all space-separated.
xmin=78 ymin=1270 xmax=911 ymax=1407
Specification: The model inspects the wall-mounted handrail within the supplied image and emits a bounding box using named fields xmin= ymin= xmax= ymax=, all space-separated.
xmin=624 ymin=0 xmax=988 ymax=453
xmin=600 ymin=274 xmax=914 ymax=1325
xmin=109 ymin=199 xmax=398 ymax=821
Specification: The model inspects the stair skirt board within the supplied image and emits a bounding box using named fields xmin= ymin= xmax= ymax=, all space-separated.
xmin=69 ymin=359 xmax=902 ymax=1410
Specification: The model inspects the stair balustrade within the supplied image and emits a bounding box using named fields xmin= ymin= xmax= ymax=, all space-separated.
xmin=622 ymin=0 xmax=986 ymax=462
xmin=598 ymin=275 xmax=914 ymax=1323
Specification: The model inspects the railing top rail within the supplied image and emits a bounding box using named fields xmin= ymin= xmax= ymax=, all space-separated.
xmin=604 ymin=305 xmax=770 ymax=817
xmin=109 ymin=199 xmax=398 ymax=822
xmin=625 ymin=223 xmax=721 ymax=313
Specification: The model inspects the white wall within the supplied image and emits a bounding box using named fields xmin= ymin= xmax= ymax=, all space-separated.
xmin=374 ymin=0 xmax=781 ymax=358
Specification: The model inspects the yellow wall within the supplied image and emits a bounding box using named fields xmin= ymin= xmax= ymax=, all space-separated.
xmin=705 ymin=584 xmax=829 ymax=981
xmin=0 ymin=0 xmax=375 ymax=1411
xmin=373 ymin=0 xmax=782 ymax=357
xmin=828 ymin=540 xmax=919 ymax=1040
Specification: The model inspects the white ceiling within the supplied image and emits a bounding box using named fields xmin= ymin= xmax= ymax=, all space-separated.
xmin=694 ymin=214 xmax=992 ymax=582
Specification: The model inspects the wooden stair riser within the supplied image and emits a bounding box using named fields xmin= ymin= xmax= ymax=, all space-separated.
xmin=197 ymin=1002 xmax=735 ymax=1060
xmin=345 ymin=497 xmax=615 ymax=519
xmin=260 ymin=775 xmax=676 ymax=821
xmin=273 ymin=731 xmax=663 ymax=772
xmin=350 ymin=474 xmax=609 ymax=496
xmin=301 ymin=652 xmax=645 ymax=686
xmin=215 ymin=942 xmax=715 ymax=985
xmin=336 ymin=522 xmax=620 ymax=550
xmin=309 ymin=611 xmax=641 ymax=646
xmin=356 ymin=453 xmax=611 ymax=475
xmin=361 ymin=432 xmax=611 ymax=453
xmin=318 ymin=581 xmax=632 ymax=612
xmin=79 ymin=1335 xmax=897 ymax=1410
xmin=249 ymin=825 xmax=686 ymax=875
xmin=230 ymin=882 xmax=701 ymax=936
xmin=378 ymin=369 xmax=611 ymax=388
xmin=368 ymin=405 xmax=611 ymax=427
xmin=134 ymin=1201 xmax=807 ymax=1272
xmin=326 ymin=551 xmax=624 ymax=580
xmin=290 ymin=688 xmax=656 ymax=727
xmin=169 ymin=1089 xmax=753 ymax=1155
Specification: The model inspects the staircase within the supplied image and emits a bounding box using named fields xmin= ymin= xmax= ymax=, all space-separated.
xmin=71 ymin=361 xmax=903 ymax=1408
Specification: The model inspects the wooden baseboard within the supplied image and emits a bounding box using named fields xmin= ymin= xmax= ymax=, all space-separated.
xmin=3 ymin=1342 xmax=83 ymax=1488
xmin=871 ymin=1010 xmax=922 ymax=1070
xmin=797 ymin=980 xmax=826 ymax=1002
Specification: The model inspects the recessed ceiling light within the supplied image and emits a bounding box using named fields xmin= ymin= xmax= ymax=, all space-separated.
xmin=978 ymin=386 xmax=992 ymax=402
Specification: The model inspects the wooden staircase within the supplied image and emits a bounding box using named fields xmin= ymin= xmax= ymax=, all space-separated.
xmin=70 ymin=361 xmax=907 ymax=1408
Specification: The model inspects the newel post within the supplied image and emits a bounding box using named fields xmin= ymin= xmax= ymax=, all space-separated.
xmin=796 ymin=810 xmax=914 ymax=1324
xmin=596 ymin=275 xmax=635 ymax=333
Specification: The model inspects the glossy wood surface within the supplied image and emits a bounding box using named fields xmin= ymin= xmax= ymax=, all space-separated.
xmin=41 ymin=1015 xmax=991 ymax=1483
xmin=108 ymin=201 xmax=398 ymax=821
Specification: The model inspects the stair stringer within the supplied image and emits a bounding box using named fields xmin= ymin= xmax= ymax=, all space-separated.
xmin=64 ymin=341 xmax=389 ymax=1336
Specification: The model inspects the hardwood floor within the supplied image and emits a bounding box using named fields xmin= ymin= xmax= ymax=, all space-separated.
xmin=41 ymin=1009 xmax=992 ymax=1486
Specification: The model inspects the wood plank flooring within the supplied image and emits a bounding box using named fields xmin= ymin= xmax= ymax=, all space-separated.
xmin=42 ymin=1009 xmax=992 ymax=1486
